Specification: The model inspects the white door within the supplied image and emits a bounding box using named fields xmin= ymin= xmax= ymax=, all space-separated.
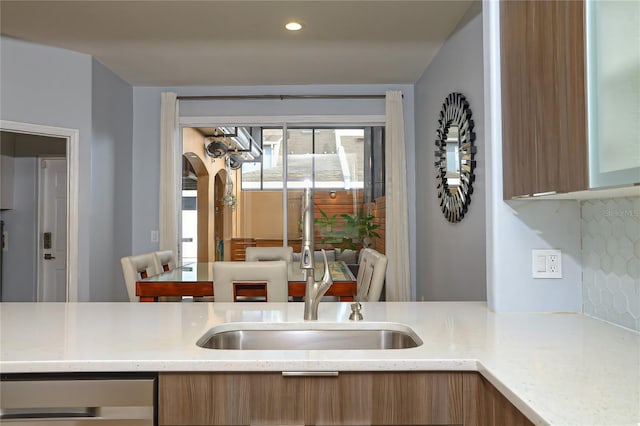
xmin=38 ymin=158 xmax=67 ymax=302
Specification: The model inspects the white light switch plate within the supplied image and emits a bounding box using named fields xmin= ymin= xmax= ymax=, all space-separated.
xmin=532 ymin=249 xmax=562 ymax=279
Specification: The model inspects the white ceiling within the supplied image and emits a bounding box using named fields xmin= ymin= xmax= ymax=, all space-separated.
xmin=0 ymin=1 xmax=476 ymax=87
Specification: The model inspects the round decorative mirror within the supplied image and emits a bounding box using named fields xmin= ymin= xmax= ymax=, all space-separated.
xmin=434 ymin=92 xmax=476 ymax=223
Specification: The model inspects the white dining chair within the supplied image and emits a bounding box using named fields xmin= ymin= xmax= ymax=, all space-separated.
xmin=356 ymin=248 xmax=388 ymax=302
xmin=245 ymin=247 xmax=293 ymax=263
xmin=120 ymin=253 xmax=159 ymax=302
xmin=152 ymin=250 xmax=177 ymax=273
xmin=213 ymin=260 xmax=288 ymax=302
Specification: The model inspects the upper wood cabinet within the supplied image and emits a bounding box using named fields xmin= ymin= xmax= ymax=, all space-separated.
xmin=501 ymin=0 xmax=588 ymax=199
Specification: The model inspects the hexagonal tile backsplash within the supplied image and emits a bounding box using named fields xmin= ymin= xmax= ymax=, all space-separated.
xmin=581 ymin=197 xmax=640 ymax=331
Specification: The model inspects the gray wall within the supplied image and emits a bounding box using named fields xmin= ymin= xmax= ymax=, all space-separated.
xmin=133 ymin=84 xmax=418 ymax=297
xmin=0 ymin=158 xmax=38 ymax=301
xmin=0 ymin=36 xmax=93 ymax=300
xmin=90 ymin=59 xmax=133 ymax=301
xmin=414 ymin=11 xmax=487 ymax=301
xmin=1 ymin=37 xmax=133 ymax=301
xmin=483 ymin=2 xmax=583 ymax=312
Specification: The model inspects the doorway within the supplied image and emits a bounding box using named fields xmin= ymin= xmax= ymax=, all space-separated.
xmin=0 ymin=121 xmax=79 ymax=302
xmin=181 ymin=152 xmax=211 ymax=263
xmin=214 ymin=170 xmax=226 ymax=260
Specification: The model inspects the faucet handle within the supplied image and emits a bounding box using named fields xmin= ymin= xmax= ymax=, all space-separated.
xmin=319 ymin=249 xmax=333 ymax=287
xmin=349 ymin=302 xmax=363 ymax=321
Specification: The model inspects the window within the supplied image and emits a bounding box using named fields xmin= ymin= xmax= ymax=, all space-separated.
xmin=197 ymin=123 xmax=385 ymax=260
xmin=241 ymin=126 xmax=382 ymax=192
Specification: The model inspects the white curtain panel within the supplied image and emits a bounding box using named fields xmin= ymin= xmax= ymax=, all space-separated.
xmin=385 ymin=90 xmax=411 ymax=301
xmin=159 ymin=92 xmax=180 ymax=258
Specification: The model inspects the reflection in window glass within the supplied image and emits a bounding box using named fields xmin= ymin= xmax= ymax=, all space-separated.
xmin=242 ymin=127 xmax=367 ymax=190
xmin=323 ymin=128 xmax=364 ymax=190
xmin=241 ymin=128 xmax=284 ymax=190
xmin=262 ymin=128 xmax=284 ymax=189
xmin=286 ymin=128 xmax=313 ymax=188
xmin=240 ymin=161 xmax=260 ymax=189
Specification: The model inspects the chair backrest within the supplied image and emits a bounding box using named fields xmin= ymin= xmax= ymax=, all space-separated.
xmin=356 ymin=248 xmax=388 ymax=302
xmin=334 ymin=248 xmax=358 ymax=265
xmin=292 ymin=250 xmax=336 ymax=263
xmin=213 ymin=260 xmax=288 ymax=302
xmin=152 ymin=250 xmax=177 ymax=273
xmin=120 ymin=253 xmax=159 ymax=302
xmin=245 ymin=246 xmax=293 ymax=263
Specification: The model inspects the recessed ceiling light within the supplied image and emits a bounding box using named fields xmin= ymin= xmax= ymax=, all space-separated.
xmin=285 ymin=22 xmax=303 ymax=31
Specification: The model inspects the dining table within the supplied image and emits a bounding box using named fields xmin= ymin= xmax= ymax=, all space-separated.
xmin=136 ymin=261 xmax=357 ymax=302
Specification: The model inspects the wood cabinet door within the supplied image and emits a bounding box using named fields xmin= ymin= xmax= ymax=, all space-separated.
xmin=501 ymin=0 xmax=588 ymax=199
xmin=159 ymin=372 xmax=305 ymax=425
xmin=159 ymin=372 xmax=463 ymax=426
xmin=306 ymin=372 xmax=463 ymax=425
xmin=462 ymin=373 xmax=534 ymax=426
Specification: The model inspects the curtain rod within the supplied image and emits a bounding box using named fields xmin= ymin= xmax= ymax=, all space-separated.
xmin=177 ymin=94 xmax=391 ymax=101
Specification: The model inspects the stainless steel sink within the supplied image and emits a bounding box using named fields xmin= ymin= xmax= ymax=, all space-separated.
xmin=196 ymin=322 xmax=422 ymax=350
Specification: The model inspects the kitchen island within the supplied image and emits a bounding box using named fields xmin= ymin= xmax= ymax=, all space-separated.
xmin=1 ymin=302 xmax=638 ymax=425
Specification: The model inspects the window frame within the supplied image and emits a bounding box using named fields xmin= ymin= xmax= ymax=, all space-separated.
xmin=242 ymin=125 xmax=378 ymax=192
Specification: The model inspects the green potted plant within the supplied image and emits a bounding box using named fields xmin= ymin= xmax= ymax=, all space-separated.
xmin=314 ymin=209 xmax=341 ymax=245
xmin=340 ymin=210 xmax=381 ymax=250
xmin=315 ymin=208 xmax=381 ymax=251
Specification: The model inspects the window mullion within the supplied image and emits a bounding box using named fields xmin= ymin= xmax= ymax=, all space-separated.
xmin=282 ymin=123 xmax=288 ymax=246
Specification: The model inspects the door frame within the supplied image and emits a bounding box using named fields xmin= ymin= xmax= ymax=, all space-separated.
xmin=0 ymin=120 xmax=79 ymax=302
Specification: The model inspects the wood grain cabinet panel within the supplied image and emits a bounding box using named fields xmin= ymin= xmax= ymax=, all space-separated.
xmin=368 ymin=372 xmax=462 ymax=425
xmin=307 ymin=372 xmax=462 ymax=425
xmin=159 ymin=372 xmax=463 ymax=425
xmin=501 ymin=0 xmax=588 ymax=199
xmin=159 ymin=372 xmax=532 ymax=426
xmin=159 ymin=373 xmax=252 ymax=425
xmin=462 ymin=373 xmax=534 ymax=426
xmin=159 ymin=373 xmax=304 ymax=425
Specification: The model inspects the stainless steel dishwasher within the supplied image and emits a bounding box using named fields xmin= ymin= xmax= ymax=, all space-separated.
xmin=0 ymin=373 xmax=156 ymax=425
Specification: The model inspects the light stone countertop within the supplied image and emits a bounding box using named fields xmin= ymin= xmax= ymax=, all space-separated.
xmin=1 ymin=301 xmax=639 ymax=426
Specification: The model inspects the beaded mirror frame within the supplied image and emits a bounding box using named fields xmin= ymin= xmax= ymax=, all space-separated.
xmin=434 ymin=92 xmax=477 ymax=223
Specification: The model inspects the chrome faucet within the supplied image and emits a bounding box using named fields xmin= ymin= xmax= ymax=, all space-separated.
xmin=300 ymin=187 xmax=332 ymax=320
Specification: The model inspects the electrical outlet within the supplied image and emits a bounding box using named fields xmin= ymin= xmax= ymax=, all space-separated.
xmin=532 ymin=249 xmax=562 ymax=279
xmin=548 ymin=254 xmax=560 ymax=273
xmin=151 ymin=230 xmax=159 ymax=243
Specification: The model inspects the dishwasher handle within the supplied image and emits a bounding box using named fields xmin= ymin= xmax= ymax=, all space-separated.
xmin=0 ymin=406 xmax=97 ymax=420
xmin=0 ymin=406 xmax=152 ymax=422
